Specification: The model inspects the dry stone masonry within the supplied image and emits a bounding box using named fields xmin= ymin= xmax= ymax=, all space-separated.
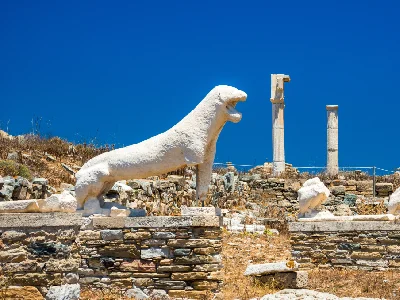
xmin=0 ymin=213 xmax=223 ymax=299
xmin=290 ymin=220 xmax=400 ymax=270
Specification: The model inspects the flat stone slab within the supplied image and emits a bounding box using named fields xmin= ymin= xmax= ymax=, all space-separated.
xmin=299 ymin=214 xmax=396 ymax=222
xmin=244 ymin=261 xmax=299 ymax=276
xmin=0 ymin=213 xmax=82 ymax=228
xmin=181 ymin=206 xmax=221 ymax=216
xmin=92 ymin=216 xmax=222 ymax=229
xmin=290 ymin=221 xmax=400 ymax=232
xmin=259 ymin=289 xmax=381 ymax=300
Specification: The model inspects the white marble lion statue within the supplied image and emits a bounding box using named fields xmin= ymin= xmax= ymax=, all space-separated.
xmin=75 ymin=85 xmax=247 ymax=209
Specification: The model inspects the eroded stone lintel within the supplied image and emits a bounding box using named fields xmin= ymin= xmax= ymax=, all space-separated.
xmin=289 ymin=220 xmax=400 ymax=232
xmin=0 ymin=213 xmax=82 ymax=228
xmin=92 ymin=216 xmax=223 ymax=229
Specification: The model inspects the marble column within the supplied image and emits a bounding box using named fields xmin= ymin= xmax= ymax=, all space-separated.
xmin=271 ymin=74 xmax=290 ymax=176
xmin=326 ymin=105 xmax=338 ymax=176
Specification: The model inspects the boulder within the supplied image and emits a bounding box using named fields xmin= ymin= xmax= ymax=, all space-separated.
xmin=298 ymin=177 xmax=330 ymax=214
xmin=333 ymin=204 xmax=353 ymax=216
xmin=46 ymin=284 xmax=80 ymax=300
xmin=125 ymin=287 xmax=149 ymax=299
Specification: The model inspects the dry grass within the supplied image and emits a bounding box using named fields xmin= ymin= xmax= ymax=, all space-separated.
xmin=222 ymin=230 xmax=292 ymax=299
xmin=308 ymin=269 xmax=400 ymax=299
xmin=0 ymin=135 xmax=111 ymax=186
xmin=222 ymin=232 xmax=400 ymax=300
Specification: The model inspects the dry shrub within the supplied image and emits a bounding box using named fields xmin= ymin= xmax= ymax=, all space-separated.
xmin=308 ymin=269 xmax=400 ymax=299
xmin=356 ymin=200 xmax=387 ymax=215
xmin=0 ymin=159 xmax=32 ymax=180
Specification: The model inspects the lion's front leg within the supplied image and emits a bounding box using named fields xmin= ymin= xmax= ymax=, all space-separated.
xmin=195 ymin=142 xmax=216 ymax=207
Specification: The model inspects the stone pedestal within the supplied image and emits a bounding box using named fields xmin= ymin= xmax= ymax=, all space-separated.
xmin=326 ymin=105 xmax=339 ymax=176
xmin=271 ymin=74 xmax=290 ymax=176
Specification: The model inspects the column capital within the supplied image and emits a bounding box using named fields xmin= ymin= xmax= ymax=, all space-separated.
xmin=326 ymin=105 xmax=338 ymax=111
xmin=271 ymin=74 xmax=290 ymax=103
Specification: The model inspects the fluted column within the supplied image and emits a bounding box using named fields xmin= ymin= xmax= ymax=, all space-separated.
xmin=271 ymin=74 xmax=290 ymax=176
xmin=326 ymin=105 xmax=338 ymax=176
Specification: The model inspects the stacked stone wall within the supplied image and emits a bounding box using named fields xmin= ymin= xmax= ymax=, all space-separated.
xmin=0 ymin=213 xmax=223 ymax=299
xmin=289 ymin=221 xmax=400 ymax=270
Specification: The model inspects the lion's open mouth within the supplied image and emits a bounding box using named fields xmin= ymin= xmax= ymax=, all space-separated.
xmin=226 ymin=95 xmax=246 ymax=122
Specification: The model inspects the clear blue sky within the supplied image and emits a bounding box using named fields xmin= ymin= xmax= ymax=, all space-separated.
xmin=1 ymin=1 xmax=399 ymax=171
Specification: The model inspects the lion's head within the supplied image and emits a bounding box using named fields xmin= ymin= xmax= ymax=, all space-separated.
xmin=213 ymin=85 xmax=247 ymax=123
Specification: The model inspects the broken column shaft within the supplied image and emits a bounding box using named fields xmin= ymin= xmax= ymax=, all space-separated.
xmin=326 ymin=105 xmax=339 ymax=176
xmin=271 ymin=74 xmax=290 ymax=176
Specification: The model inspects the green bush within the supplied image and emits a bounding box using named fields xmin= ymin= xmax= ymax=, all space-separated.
xmin=0 ymin=160 xmax=32 ymax=180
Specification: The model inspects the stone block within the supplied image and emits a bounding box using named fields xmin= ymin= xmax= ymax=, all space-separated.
xmin=350 ymin=251 xmax=381 ymax=259
xmin=92 ymin=217 xmax=125 ymax=229
xmin=174 ymin=254 xmax=221 ymax=265
xmin=1 ymin=230 xmax=27 ymax=242
xmin=376 ymin=183 xmax=393 ymax=193
xmin=45 ymin=258 xmax=80 ymax=272
xmin=289 ymin=221 xmax=400 ymax=232
xmin=141 ymin=247 xmax=170 ymax=259
xmin=99 ymin=245 xmax=140 ymax=258
xmin=181 ymin=206 xmax=221 ymax=216
xmin=0 ymin=286 xmax=43 ymax=300
xmin=120 ymin=260 xmax=156 ymax=272
xmin=125 ymin=231 xmax=152 ymax=240
xmin=142 ymin=239 xmax=166 ymax=246
xmin=100 ymin=229 xmax=123 ymax=241
xmin=0 ymin=247 xmax=27 ymax=263
xmin=173 ymin=249 xmax=192 ymax=256
xmin=387 ymin=245 xmax=400 ymax=254
xmin=256 ymin=271 xmax=308 ymax=289
xmin=171 ymin=272 xmax=207 ymax=280
xmin=0 ymin=213 xmax=82 ymax=228
xmin=12 ymin=273 xmax=62 ymax=286
xmin=330 ymin=186 xmax=345 ymax=196
xmin=153 ymin=231 xmax=176 ymax=239
xmin=192 ymin=280 xmax=219 ymax=290
xmin=123 ymin=216 xmax=222 ymax=228
xmin=78 ymin=230 xmax=101 ymax=241
xmin=153 ymin=279 xmax=186 ymax=290
xmin=168 ymin=290 xmax=207 ymax=299
xmin=192 ymin=264 xmax=221 ymax=272
xmin=193 ymin=247 xmax=216 ymax=255
xmin=157 ymin=265 xmax=192 ymax=272
xmin=355 ymin=260 xmax=388 ymax=268
xmin=167 ymin=239 xmax=212 ymax=248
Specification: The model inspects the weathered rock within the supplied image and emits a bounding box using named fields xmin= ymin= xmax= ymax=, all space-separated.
xmin=45 ymin=284 xmax=80 ymax=300
xmin=0 ymin=286 xmax=43 ymax=300
xmin=141 ymin=247 xmax=170 ymax=259
xmin=38 ymin=191 xmax=77 ymax=213
xmin=125 ymin=287 xmax=149 ymax=299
